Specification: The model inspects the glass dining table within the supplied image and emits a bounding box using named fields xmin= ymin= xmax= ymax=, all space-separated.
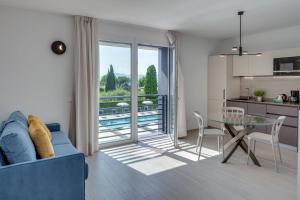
xmin=208 ymin=113 xmax=277 ymax=166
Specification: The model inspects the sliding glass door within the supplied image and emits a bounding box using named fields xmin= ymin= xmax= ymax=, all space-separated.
xmin=98 ymin=42 xmax=133 ymax=144
xmin=137 ymin=45 xmax=169 ymax=139
xmin=98 ymin=41 xmax=177 ymax=147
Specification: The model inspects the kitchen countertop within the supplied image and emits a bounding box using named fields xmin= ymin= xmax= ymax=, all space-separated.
xmin=228 ymin=98 xmax=300 ymax=108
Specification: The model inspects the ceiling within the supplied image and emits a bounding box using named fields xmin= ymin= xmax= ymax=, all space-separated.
xmin=1 ymin=0 xmax=300 ymax=39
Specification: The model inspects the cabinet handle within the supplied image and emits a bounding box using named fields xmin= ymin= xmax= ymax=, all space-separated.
xmin=223 ymin=89 xmax=226 ymax=99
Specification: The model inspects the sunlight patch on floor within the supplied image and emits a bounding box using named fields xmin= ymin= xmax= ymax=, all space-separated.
xmin=127 ymin=155 xmax=187 ymax=175
xmin=174 ymin=146 xmax=221 ymax=161
xmin=174 ymin=151 xmax=199 ymax=161
xmin=102 ymin=136 xmax=223 ymax=175
xmin=102 ymin=138 xmax=188 ymax=174
xmin=122 ymin=152 xmax=161 ymax=164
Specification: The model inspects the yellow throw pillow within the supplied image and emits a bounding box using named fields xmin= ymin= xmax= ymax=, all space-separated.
xmin=28 ymin=115 xmax=52 ymax=141
xmin=29 ymin=120 xmax=55 ymax=158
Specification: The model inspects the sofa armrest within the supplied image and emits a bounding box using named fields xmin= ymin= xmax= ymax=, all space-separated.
xmin=0 ymin=153 xmax=85 ymax=200
xmin=46 ymin=123 xmax=60 ymax=132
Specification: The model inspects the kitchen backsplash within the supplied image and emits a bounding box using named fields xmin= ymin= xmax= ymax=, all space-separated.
xmin=240 ymin=76 xmax=300 ymax=98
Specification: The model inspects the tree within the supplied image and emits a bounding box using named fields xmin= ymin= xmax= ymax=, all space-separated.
xmin=117 ymin=76 xmax=131 ymax=91
xmin=100 ymin=75 xmax=107 ymax=87
xmin=138 ymin=76 xmax=146 ymax=88
xmin=144 ymin=65 xmax=158 ymax=95
xmin=105 ymin=65 xmax=117 ymax=92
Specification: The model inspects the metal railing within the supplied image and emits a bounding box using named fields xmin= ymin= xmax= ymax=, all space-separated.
xmin=99 ymin=95 xmax=168 ymax=144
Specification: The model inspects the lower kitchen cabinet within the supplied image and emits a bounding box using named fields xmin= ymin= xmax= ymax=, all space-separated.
xmin=267 ymin=125 xmax=298 ymax=147
xmin=267 ymin=114 xmax=298 ymax=127
xmin=248 ymin=103 xmax=266 ymax=116
xmin=267 ymin=105 xmax=298 ymax=117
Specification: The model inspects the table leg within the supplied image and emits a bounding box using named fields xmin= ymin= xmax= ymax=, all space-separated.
xmin=223 ymin=124 xmax=261 ymax=167
xmin=222 ymin=136 xmax=243 ymax=163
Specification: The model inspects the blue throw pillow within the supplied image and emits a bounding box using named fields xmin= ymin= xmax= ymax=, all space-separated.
xmin=0 ymin=121 xmax=36 ymax=164
xmin=7 ymin=111 xmax=28 ymax=128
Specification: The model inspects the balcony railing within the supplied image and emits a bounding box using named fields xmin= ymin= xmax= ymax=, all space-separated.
xmin=99 ymin=95 xmax=168 ymax=144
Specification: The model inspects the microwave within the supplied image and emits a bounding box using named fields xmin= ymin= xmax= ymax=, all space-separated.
xmin=273 ymin=56 xmax=300 ymax=75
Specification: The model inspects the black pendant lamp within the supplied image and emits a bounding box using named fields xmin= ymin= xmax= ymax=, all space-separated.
xmin=220 ymin=11 xmax=262 ymax=57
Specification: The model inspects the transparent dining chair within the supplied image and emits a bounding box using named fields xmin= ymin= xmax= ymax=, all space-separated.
xmin=222 ymin=107 xmax=245 ymax=116
xmin=247 ymin=116 xmax=286 ymax=172
xmin=222 ymin=107 xmax=245 ymax=131
xmin=193 ymin=111 xmax=225 ymax=160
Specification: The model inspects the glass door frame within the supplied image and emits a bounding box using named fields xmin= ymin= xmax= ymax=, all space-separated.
xmin=98 ymin=40 xmax=137 ymax=148
xmin=168 ymin=44 xmax=178 ymax=147
xmin=137 ymin=44 xmax=170 ymax=140
xmin=99 ymin=39 xmax=177 ymax=148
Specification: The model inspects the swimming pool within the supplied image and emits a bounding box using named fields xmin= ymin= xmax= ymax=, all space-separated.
xmin=99 ymin=114 xmax=161 ymax=129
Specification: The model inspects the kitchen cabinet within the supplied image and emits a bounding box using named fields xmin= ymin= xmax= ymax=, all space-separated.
xmin=233 ymin=55 xmax=249 ymax=76
xmin=208 ymin=55 xmax=240 ymax=128
xmin=267 ymin=125 xmax=298 ymax=147
xmin=266 ymin=114 xmax=298 ymax=127
xmin=266 ymin=105 xmax=298 ymax=117
xmin=233 ymin=53 xmax=273 ymax=76
xmin=208 ymin=56 xmax=227 ymax=100
xmin=247 ymin=103 xmax=266 ymax=116
xmin=248 ymin=53 xmax=273 ymax=76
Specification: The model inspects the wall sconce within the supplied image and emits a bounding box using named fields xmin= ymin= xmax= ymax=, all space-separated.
xmin=51 ymin=41 xmax=66 ymax=55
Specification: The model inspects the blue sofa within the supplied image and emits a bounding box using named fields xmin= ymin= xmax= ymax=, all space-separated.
xmin=0 ymin=122 xmax=88 ymax=200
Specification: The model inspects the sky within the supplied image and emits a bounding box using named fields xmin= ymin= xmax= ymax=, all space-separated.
xmin=99 ymin=44 xmax=158 ymax=78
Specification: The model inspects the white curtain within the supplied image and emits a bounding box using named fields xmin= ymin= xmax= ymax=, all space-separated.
xmin=71 ymin=16 xmax=99 ymax=156
xmin=166 ymin=31 xmax=187 ymax=138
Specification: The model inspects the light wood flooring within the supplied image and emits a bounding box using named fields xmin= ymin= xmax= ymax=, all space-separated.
xmin=86 ymin=130 xmax=297 ymax=200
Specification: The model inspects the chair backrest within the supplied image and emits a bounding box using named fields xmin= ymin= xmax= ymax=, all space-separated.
xmin=270 ymin=116 xmax=286 ymax=140
xmin=193 ymin=111 xmax=204 ymax=136
xmin=223 ymin=107 xmax=245 ymax=117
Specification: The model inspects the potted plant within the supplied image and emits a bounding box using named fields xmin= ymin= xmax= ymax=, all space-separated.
xmin=253 ymin=90 xmax=265 ymax=102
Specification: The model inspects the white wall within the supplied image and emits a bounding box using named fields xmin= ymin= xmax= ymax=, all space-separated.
xmin=0 ymin=6 xmax=74 ymax=132
xmin=97 ymin=20 xmax=169 ymax=47
xmin=179 ymin=34 xmax=218 ymax=130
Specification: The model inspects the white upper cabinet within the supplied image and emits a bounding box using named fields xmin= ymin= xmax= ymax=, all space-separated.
xmin=248 ymin=53 xmax=273 ymax=76
xmin=233 ymin=55 xmax=249 ymax=76
xmin=233 ymin=53 xmax=273 ymax=76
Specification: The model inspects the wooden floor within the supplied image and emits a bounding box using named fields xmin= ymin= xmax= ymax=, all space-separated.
xmin=86 ymin=130 xmax=297 ymax=200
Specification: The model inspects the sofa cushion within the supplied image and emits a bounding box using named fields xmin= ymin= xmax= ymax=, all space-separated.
xmin=7 ymin=111 xmax=28 ymax=128
xmin=46 ymin=123 xmax=61 ymax=132
xmin=0 ymin=121 xmax=36 ymax=164
xmin=51 ymin=131 xmax=71 ymax=145
xmin=52 ymin=143 xmax=88 ymax=179
xmin=53 ymin=143 xmax=79 ymax=156
xmin=29 ymin=120 xmax=54 ymax=158
xmin=28 ymin=115 xmax=52 ymax=140
xmin=0 ymin=148 xmax=7 ymax=166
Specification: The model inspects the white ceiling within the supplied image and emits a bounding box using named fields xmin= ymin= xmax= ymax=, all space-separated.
xmin=1 ymin=0 xmax=300 ymax=39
